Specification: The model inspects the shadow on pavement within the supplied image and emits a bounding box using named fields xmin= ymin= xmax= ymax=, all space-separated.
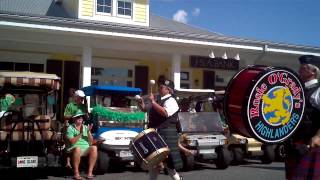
xmin=0 ymin=167 xmax=71 ymax=180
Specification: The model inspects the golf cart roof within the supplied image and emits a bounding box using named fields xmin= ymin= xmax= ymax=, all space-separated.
xmin=82 ymin=85 xmax=142 ymax=96
xmin=175 ymin=89 xmax=225 ymax=99
xmin=0 ymin=71 xmax=60 ymax=90
xmin=175 ymin=88 xmax=215 ymax=100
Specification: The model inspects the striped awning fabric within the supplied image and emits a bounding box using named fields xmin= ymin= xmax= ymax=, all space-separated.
xmin=0 ymin=71 xmax=60 ymax=90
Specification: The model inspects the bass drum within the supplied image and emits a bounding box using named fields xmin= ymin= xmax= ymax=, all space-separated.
xmin=224 ymin=65 xmax=305 ymax=143
xmin=130 ymin=128 xmax=170 ymax=169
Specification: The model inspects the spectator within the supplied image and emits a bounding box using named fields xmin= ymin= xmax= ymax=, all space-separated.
xmin=64 ymin=90 xmax=87 ymax=125
xmin=0 ymin=94 xmax=15 ymax=118
xmin=66 ymin=110 xmax=97 ymax=180
xmin=63 ymin=90 xmax=87 ymax=169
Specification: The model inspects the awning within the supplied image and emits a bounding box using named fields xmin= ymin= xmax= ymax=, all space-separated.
xmin=0 ymin=71 xmax=60 ymax=90
xmin=82 ymin=85 xmax=142 ymax=96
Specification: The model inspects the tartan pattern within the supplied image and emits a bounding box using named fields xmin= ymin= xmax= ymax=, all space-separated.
xmin=158 ymin=127 xmax=183 ymax=170
xmin=0 ymin=115 xmax=52 ymax=131
xmin=0 ymin=76 xmax=60 ymax=90
xmin=286 ymin=154 xmax=299 ymax=180
xmin=291 ymin=148 xmax=320 ymax=180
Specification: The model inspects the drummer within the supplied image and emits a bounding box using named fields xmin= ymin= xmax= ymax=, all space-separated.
xmin=139 ymin=79 xmax=183 ymax=180
xmin=285 ymin=55 xmax=320 ymax=179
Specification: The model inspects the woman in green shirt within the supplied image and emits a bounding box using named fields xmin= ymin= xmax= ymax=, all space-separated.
xmin=67 ymin=111 xmax=97 ymax=180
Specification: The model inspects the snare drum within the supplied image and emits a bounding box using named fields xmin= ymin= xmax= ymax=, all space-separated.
xmin=224 ymin=65 xmax=305 ymax=143
xmin=130 ymin=128 xmax=170 ymax=169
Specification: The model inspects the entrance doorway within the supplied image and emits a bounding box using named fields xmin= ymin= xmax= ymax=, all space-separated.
xmin=203 ymin=70 xmax=215 ymax=89
xmin=46 ymin=60 xmax=80 ymax=120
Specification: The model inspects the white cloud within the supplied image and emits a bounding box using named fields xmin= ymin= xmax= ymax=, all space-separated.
xmin=192 ymin=8 xmax=200 ymax=17
xmin=173 ymin=10 xmax=188 ymax=24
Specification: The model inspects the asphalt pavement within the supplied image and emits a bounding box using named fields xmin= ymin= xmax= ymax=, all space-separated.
xmin=0 ymin=160 xmax=285 ymax=180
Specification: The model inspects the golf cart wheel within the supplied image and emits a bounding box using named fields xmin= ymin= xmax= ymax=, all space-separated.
xmin=261 ymin=145 xmax=275 ymax=164
xmin=275 ymin=143 xmax=286 ymax=161
xmin=232 ymin=147 xmax=244 ymax=164
xmin=215 ymin=147 xmax=232 ymax=169
xmin=95 ymin=150 xmax=110 ymax=174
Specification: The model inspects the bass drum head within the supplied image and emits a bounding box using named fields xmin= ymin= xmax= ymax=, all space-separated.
xmin=225 ymin=65 xmax=305 ymax=144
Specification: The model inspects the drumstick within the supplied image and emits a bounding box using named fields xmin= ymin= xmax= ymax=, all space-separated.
xmin=134 ymin=95 xmax=142 ymax=100
xmin=150 ymin=79 xmax=155 ymax=94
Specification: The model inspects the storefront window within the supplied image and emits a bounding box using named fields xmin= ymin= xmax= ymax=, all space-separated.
xmin=92 ymin=67 xmax=133 ymax=87
xmin=0 ymin=61 xmax=43 ymax=72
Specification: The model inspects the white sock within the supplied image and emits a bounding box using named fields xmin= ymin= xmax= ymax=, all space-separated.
xmin=171 ymin=173 xmax=180 ymax=180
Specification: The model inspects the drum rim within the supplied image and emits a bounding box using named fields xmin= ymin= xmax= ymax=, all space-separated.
xmin=132 ymin=128 xmax=156 ymax=142
xmin=142 ymin=147 xmax=170 ymax=169
xmin=242 ymin=66 xmax=274 ymax=138
xmin=224 ymin=65 xmax=270 ymax=118
xmin=224 ymin=65 xmax=271 ymax=137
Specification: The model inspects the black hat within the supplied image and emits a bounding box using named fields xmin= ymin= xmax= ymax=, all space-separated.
xmin=299 ymin=55 xmax=320 ymax=67
xmin=163 ymin=79 xmax=175 ymax=91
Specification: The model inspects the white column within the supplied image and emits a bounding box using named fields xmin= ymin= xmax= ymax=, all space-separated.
xmin=82 ymin=46 xmax=92 ymax=111
xmin=171 ymin=54 xmax=181 ymax=89
xmin=82 ymin=46 xmax=92 ymax=87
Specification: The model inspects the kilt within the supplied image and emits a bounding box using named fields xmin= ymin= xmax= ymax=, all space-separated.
xmin=291 ymin=147 xmax=320 ymax=180
xmin=158 ymin=126 xmax=183 ymax=170
xmin=285 ymin=143 xmax=307 ymax=180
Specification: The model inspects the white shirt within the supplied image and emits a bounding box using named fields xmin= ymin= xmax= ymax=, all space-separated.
xmin=161 ymin=94 xmax=179 ymax=117
xmin=305 ymin=79 xmax=320 ymax=110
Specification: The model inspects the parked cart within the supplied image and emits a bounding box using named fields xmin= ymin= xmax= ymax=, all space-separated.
xmin=82 ymin=85 xmax=146 ymax=173
xmin=175 ymin=89 xmax=232 ymax=170
xmin=0 ymin=71 xmax=62 ymax=168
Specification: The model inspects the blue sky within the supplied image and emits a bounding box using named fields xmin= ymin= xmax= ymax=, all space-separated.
xmin=150 ymin=0 xmax=320 ymax=47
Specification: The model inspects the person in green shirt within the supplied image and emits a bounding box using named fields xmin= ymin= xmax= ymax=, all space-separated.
xmin=0 ymin=94 xmax=15 ymax=118
xmin=67 ymin=110 xmax=97 ymax=180
xmin=64 ymin=90 xmax=87 ymax=125
xmin=63 ymin=89 xmax=87 ymax=169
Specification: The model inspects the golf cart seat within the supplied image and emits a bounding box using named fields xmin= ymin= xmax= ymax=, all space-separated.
xmin=0 ymin=113 xmax=54 ymax=141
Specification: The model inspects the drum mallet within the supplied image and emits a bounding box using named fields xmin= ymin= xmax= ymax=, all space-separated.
xmin=134 ymin=95 xmax=142 ymax=103
xmin=150 ymin=79 xmax=156 ymax=94
xmin=134 ymin=95 xmax=142 ymax=100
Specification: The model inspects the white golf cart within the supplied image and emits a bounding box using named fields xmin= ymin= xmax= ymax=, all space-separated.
xmin=175 ymin=89 xmax=232 ymax=170
xmin=82 ymin=85 xmax=146 ymax=173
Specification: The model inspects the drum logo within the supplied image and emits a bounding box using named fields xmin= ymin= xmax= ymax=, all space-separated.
xmin=247 ymin=70 xmax=305 ymax=143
